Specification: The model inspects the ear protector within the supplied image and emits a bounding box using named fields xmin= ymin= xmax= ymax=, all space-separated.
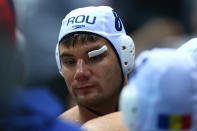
xmin=119 ymin=34 xmax=135 ymax=74
xmin=55 ymin=44 xmax=63 ymax=76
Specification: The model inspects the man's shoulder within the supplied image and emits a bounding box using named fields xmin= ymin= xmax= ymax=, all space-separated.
xmin=82 ymin=112 xmax=128 ymax=131
xmin=59 ymin=106 xmax=80 ymax=123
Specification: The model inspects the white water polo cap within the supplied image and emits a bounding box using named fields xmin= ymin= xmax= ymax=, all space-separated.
xmin=56 ymin=6 xmax=135 ymax=76
xmin=176 ymin=38 xmax=197 ymax=63
xmin=120 ymin=49 xmax=197 ymax=131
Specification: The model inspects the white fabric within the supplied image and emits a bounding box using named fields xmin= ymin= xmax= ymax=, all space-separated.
xmin=88 ymin=45 xmax=107 ymax=58
xmin=177 ymin=38 xmax=197 ymax=53
xmin=56 ymin=6 xmax=135 ymax=76
xmin=176 ymin=38 xmax=197 ymax=63
xmin=120 ymin=49 xmax=197 ymax=131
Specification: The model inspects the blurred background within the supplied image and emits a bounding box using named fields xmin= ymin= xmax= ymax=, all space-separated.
xmin=2 ymin=0 xmax=197 ymax=110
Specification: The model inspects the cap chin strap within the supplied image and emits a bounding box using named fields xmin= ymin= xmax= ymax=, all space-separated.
xmin=83 ymin=105 xmax=119 ymax=116
xmin=84 ymin=106 xmax=105 ymax=116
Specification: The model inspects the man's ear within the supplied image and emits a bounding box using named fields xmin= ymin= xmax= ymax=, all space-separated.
xmin=123 ymin=76 xmax=128 ymax=86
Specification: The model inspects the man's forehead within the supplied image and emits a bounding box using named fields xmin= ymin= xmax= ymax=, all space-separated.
xmin=60 ymin=36 xmax=110 ymax=49
xmin=59 ymin=42 xmax=109 ymax=57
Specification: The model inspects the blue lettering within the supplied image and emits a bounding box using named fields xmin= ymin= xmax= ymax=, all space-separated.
xmin=75 ymin=15 xmax=85 ymax=23
xmin=67 ymin=17 xmax=75 ymax=26
xmin=86 ymin=16 xmax=96 ymax=24
xmin=67 ymin=15 xmax=96 ymax=26
xmin=112 ymin=10 xmax=122 ymax=31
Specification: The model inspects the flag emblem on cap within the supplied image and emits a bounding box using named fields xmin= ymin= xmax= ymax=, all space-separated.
xmin=158 ymin=114 xmax=191 ymax=130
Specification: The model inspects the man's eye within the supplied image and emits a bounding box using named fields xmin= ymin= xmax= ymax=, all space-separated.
xmin=62 ymin=59 xmax=75 ymax=66
xmin=89 ymin=55 xmax=104 ymax=62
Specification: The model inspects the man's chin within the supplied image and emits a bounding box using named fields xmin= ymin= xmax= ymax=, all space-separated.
xmin=74 ymin=94 xmax=104 ymax=107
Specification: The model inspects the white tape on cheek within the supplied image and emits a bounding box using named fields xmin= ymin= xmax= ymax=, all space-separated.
xmin=88 ymin=45 xmax=108 ymax=58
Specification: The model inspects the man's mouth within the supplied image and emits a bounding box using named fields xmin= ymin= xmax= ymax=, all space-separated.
xmin=73 ymin=84 xmax=97 ymax=95
xmin=76 ymin=85 xmax=94 ymax=90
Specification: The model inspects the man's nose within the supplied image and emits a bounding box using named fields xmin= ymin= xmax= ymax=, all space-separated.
xmin=74 ymin=59 xmax=90 ymax=81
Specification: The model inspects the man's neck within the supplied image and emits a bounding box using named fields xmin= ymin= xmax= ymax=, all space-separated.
xmin=78 ymin=105 xmax=100 ymax=123
xmin=78 ymin=94 xmax=120 ymax=123
xmin=59 ymin=94 xmax=120 ymax=125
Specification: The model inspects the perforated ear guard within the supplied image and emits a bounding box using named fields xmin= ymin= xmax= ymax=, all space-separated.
xmin=55 ymin=43 xmax=63 ymax=76
xmin=119 ymin=34 xmax=135 ymax=75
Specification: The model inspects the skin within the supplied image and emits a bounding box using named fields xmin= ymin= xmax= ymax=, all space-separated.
xmin=82 ymin=112 xmax=129 ymax=131
xmin=59 ymin=36 xmax=124 ymax=124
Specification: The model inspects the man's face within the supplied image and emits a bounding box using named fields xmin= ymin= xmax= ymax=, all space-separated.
xmin=59 ymin=37 xmax=122 ymax=107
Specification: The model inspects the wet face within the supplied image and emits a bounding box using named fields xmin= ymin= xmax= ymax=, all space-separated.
xmin=59 ymin=37 xmax=122 ymax=107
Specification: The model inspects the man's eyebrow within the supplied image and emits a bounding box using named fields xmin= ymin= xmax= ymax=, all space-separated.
xmin=60 ymin=52 xmax=73 ymax=58
xmin=59 ymin=45 xmax=105 ymax=58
